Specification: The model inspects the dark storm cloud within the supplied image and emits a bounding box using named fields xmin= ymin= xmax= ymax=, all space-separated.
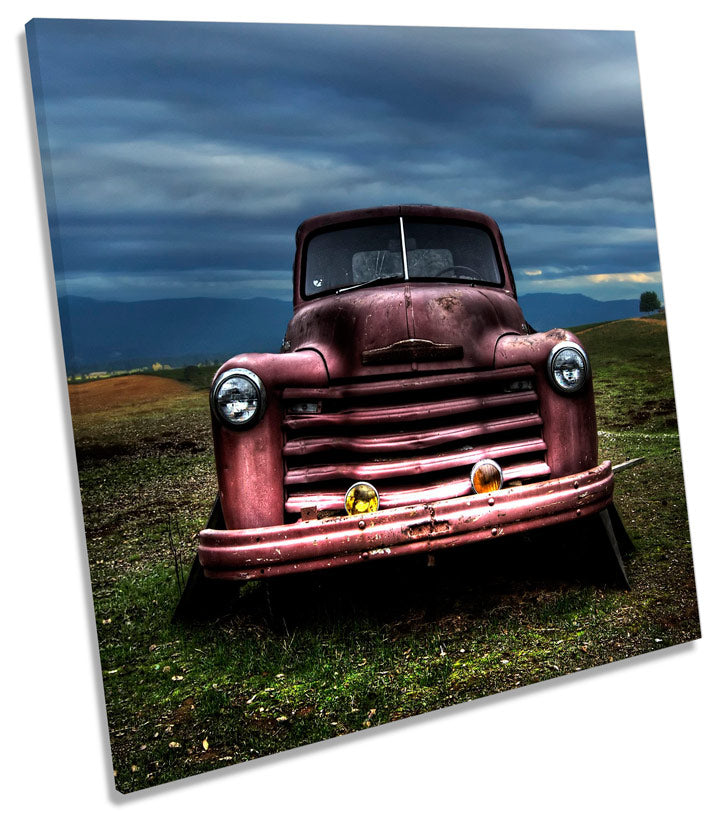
xmin=28 ymin=19 xmax=660 ymax=302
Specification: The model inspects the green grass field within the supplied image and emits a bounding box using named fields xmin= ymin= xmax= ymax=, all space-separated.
xmin=70 ymin=318 xmax=700 ymax=793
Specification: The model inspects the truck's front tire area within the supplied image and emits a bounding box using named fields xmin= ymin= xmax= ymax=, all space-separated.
xmin=573 ymin=504 xmax=632 ymax=589
xmin=172 ymin=496 xmax=246 ymax=623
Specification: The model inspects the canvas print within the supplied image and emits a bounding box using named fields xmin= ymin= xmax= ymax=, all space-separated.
xmin=26 ymin=19 xmax=701 ymax=793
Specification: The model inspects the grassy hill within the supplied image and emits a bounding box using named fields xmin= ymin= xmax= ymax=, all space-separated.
xmin=576 ymin=318 xmax=676 ymax=432
xmin=68 ymin=317 xmax=699 ymax=793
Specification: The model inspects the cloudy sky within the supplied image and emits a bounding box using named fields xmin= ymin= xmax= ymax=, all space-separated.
xmin=27 ymin=19 xmax=662 ymax=303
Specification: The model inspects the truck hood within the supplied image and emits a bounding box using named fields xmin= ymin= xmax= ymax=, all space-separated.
xmin=284 ymin=282 xmax=526 ymax=379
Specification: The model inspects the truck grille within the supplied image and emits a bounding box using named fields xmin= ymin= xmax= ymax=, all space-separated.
xmin=281 ymin=365 xmax=549 ymax=517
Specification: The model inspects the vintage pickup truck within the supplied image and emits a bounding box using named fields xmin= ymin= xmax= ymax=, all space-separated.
xmin=175 ymin=204 xmax=632 ymax=617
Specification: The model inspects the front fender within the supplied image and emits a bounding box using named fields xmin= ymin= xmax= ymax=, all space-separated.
xmin=495 ymin=329 xmax=598 ymax=476
xmin=212 ymin=349 xmax=328 ymax=529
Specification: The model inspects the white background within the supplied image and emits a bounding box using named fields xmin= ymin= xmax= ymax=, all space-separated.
xmin=3 ymin=2 xmax=717 ymax=816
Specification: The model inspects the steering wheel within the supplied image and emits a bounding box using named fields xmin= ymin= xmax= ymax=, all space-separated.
xmin=436 ymin=265 xmax=479 ymax=277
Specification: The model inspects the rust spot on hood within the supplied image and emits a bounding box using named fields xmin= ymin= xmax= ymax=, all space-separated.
xmin=436 ymin=295 xmax=460 ymax=312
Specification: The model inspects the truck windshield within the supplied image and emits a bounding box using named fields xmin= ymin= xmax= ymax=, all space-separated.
xmin=303 ymin=217 xmax=502 ymax=297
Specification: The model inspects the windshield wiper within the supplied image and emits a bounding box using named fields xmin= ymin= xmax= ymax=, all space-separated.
xmin=336 ymin=275 xmax=403 ymax=294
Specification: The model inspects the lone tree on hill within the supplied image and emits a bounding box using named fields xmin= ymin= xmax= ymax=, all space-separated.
xmin=639 ymin=290 xmax=662 ymax=313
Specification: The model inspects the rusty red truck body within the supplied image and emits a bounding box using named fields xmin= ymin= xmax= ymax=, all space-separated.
xmin=187 ymin=204 xmax=629 ymax=597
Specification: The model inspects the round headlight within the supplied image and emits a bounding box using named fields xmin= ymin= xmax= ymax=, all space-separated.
xmin=547 ymin=342 xmax=589 ymax=394
xmin=211 ymin=368 xmax=266 ymax=428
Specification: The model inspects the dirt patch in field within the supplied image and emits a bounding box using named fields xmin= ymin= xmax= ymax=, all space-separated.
xmin=69 ymin=375 xmax=193 ymax=416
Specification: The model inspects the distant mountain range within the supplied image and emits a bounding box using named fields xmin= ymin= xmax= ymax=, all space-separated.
xmin=519 ymin=292 xmax=642 ymax=332
xmin=57 ymin=295 xmax=293 ymax=374
xmin=57 ymin=292 xmax=643 ymax=374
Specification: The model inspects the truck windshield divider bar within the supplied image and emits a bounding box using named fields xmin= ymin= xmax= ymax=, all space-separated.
xmin=399 ymin=216 xmax=409 ymax=281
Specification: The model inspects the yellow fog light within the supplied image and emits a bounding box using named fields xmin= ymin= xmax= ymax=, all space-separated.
xmin=470 ymin=459 xmax=503 ymax=494
xmin=344 ymin=482 xmax=380 ymax=515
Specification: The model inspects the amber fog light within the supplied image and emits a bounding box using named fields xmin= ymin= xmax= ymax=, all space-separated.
xmin=345 ymin=482 xmax=380 ymax=515
xmin=471 ymin=459 xmax=503 ymax=494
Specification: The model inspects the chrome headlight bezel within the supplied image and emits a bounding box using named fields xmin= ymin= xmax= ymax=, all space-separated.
xmin=210 ymin=368 xmax=267 ymax=429
xmin=546 ymin=341 xmax=590 ymax=394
